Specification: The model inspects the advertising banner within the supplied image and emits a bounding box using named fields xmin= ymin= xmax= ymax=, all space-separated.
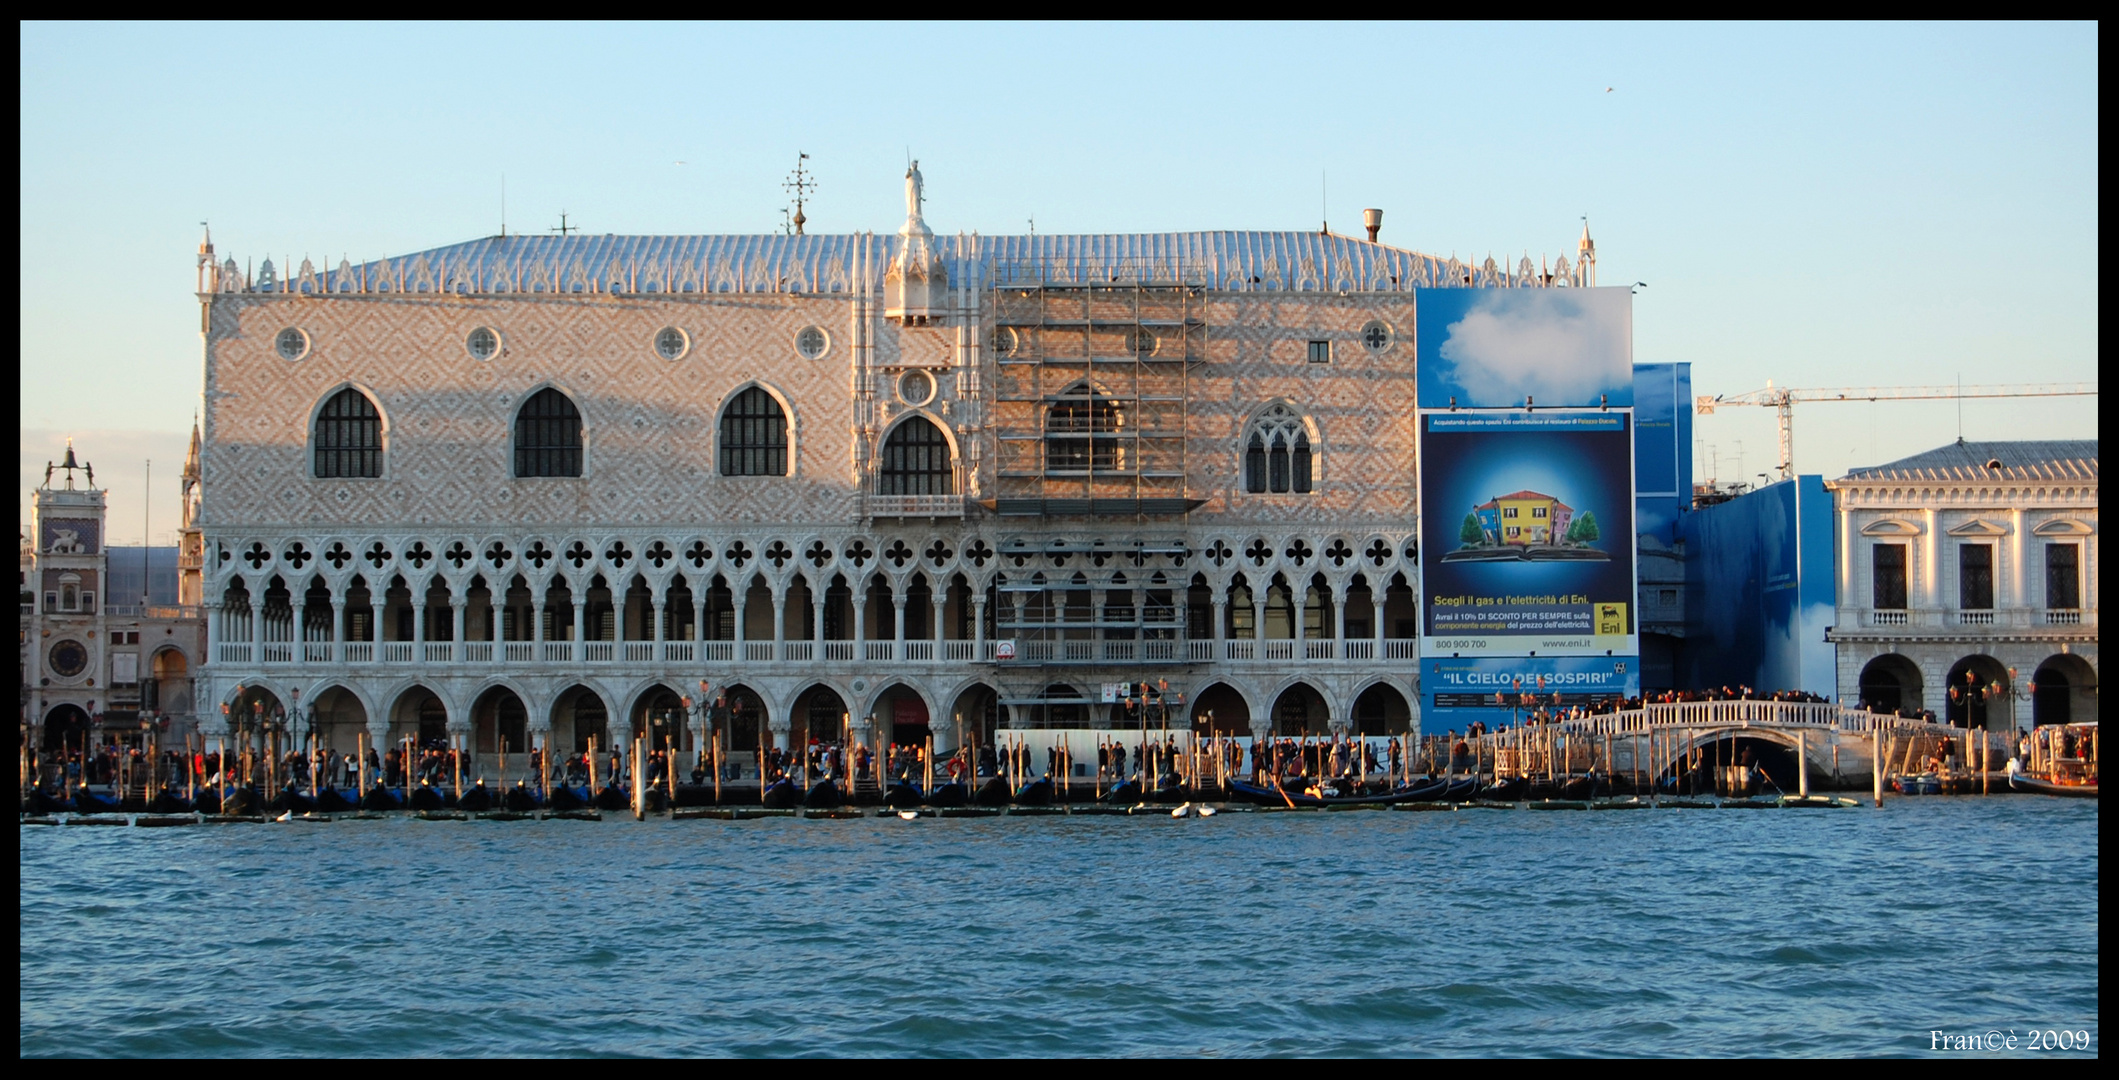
xmin=1420 ymin=656 xmax=1641 ymax=728
xmin=1418 ymin=412 xmax=1637 ymax=657
xmin=1414 ymin=287 xmax=1640 ymax=718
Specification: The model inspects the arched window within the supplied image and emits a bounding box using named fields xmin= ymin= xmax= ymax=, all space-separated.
xmin=1046 ymin=384 xmax=1124 ymax=473
xmin=880 ymin=417 xmax=953 ymax=495
xmin=1243 ymin=404 xmax=1312 ymax=494
xmin=720 ymin=387 xmax=787 ymax=476
xmin=514 ymin=388 xmax=582 ymax=477
xmin=315 ymin=388 xmax=382 ymax=478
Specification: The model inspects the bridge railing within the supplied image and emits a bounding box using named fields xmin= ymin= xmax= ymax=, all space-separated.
xmin=1547 ymin=701 xmax=1933 ymax=737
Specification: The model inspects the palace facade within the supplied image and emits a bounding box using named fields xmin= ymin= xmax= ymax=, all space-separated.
xmin=171 ymin=168 xmax=1608 ymax=761
xmin=1826 ymin=439 xmax=2098 ymax=730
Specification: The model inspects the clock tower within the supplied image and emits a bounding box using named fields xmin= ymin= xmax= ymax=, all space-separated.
xmin=27 ymin=440 xmax=108 ymax=751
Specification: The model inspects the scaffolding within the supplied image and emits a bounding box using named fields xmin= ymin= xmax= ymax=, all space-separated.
xmin=984 ymin=265 xmax=1206 ymax=516
xmin=979 ymin=264 xmax=1208 ymax=724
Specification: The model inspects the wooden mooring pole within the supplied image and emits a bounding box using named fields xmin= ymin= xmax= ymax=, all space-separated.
xmin=1873 ymin=727 xmax=1885 ymax=807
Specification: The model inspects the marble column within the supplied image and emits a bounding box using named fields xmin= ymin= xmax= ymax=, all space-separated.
xmin=331 ymin=598 xmax=347 ymax=664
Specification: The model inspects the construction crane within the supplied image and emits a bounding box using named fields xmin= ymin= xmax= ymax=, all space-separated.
xmin=1696 ymin=381 xmax=2098 ymax=481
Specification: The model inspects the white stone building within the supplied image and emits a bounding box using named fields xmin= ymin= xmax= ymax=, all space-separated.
xmin=158 ymin=169 xmax=1609 ymax=764
xmin=22 ymin=443 xmax=206 ymax=750
xmin=1826 ymin=439 xmax=2097 ymax=730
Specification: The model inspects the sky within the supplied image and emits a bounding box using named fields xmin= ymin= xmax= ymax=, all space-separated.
xmin=20 ymin=22 xmax=2099 ymax=544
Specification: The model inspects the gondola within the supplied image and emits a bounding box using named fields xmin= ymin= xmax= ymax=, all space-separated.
xmin=456 ymin=781 xmax=494 ymax=811
xmin=885 ymin=782 xmax=925 ymax=809
xmin=1228 ymin=775 xmax=1455 ymax=808
xmin=149 ymin=789 xmax=195 ymax=814
xmin=316 ymin=787 xmax=360 ymax=813
xmin=74 ymin=786 xmax=124 ymax=814
xmin=972 ymin=776 xmax=1012 ymax=807
xmin=30 ymin=788 xmax=74 ymax=813
xmin=593 ymin=783 xmax=631 ymax=811
xmin=2007 ymin=773 xmax=2098 ymax=799
xmin=925 ymin=781 xmax=967 ymax=808
xmin=1146 ymin=774 xmax=1189 ymax=804
xmin=1014 ymin=778 xmax=1055 ymax=806
xmin=546 ymin=784 xmax=592 ymax=811
xmin=1473 ymin=776 xmax=1526 ymax=800
xmin=408 ymin=782 xmax=449 ymax=812
xmin=803 ymin=778 xmax=843 ymax=809
xmin=504 ymin=782 xmax=543 ymax=812
xmin=1559 ymin=774 xmax=1608 ymax=800
xmin=221 ymin=786 xmax=261 ymax=816
xmin=760 ymin=778 xmax=800 ymax=809
xmin=268 ymin=788 xmax=319 ymax=814
xmin=192 ymin=788 xmax=222 ymax=814
xmin=1100 ymin=779 xmax=1143 ymax=805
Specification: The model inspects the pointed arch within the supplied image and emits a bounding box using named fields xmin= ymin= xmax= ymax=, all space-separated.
xmin=717 ymin=383 xmax=793 ymax=477
xmin=1045 ymin=381 xmax=1126 ymax=473
xmin=878 ymin=412 xmax=956 ymax=495
xmin=1239 ymin=401 xmax=1319 ymax=495
xmin=311 ymin=384 xmax=386 ymax=479
xmin=512 ymin=384 xmax=584 ymax=478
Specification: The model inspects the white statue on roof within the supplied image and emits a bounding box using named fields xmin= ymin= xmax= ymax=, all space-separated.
xmin=887 ymin=159 xmax=946 ymax=324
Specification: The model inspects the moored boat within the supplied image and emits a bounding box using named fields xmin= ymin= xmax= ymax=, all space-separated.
xmin=803 ymin=778 xmax=844 ymax=809
xmin=455 ymin=781 xmax=494 ymax=812
xmin=926 ymin=781 xmax=968 ymax=808
xmin=2007 ymin=773 xmax=2098 ymax=798
xmin=2009 ymin=722 xmax=2098 ymax=799
xmin=1228 ymin=776 xmax=1455 ymax=808
xmin=760 ymin=778 xmax=800 ymax=809
xmin=1475 ymin=776 xmax=1528 ymax=801
xmin=1014 ymin=778 xmax=1055 ymax=806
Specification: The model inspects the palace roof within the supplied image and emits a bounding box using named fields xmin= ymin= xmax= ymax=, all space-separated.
xmin=1838 ymin=440 xmax=2098 ymax=483
xmin=213 ymin=231 xmax=1592 ymax=296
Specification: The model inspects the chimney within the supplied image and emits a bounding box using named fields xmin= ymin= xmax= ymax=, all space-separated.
xmin=1361 ymin=208 xmax=1383 ymax=243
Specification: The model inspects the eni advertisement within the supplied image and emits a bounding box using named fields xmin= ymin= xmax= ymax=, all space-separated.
xmin=1414 ymin=287 xmax=1640 ymax=719
xmin=1418 ymin=411 xmax=1636 ymax=657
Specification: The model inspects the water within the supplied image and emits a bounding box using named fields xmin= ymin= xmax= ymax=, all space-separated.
xmin=20 ymin=798 xmax=2098 ymax=1057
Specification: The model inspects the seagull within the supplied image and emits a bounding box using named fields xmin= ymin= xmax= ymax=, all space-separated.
xmin=674 ymin=160 xmax=687 ymax=166
xmin=897 ymin=810 xmax=918 ymax=820
xmin=1606 ymin=87 xmax=1614 ymax=92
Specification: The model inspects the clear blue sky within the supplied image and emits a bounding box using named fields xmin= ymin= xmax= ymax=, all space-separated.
xmin=21 ymin=22 xmax=2099 ymax=543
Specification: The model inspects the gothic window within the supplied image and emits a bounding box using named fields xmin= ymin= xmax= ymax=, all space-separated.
xmin=514 ymin=388 xmax=582 ymax=478
xmin=879 ymin=417 xmax=953 ymax=495
xmin=719 ymin=387 xmax=787 ymax=476
xmin=314 ymin=388 xmax=382 ymax=479
xmin=1243 ymin=405 xmax=1312 ymax=494
xmin=1046 ymin=384 xmax=1124 ymax=473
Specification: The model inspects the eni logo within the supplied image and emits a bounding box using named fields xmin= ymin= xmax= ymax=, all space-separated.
xmin=1597 ymin=603 xmax=1627 ymax=635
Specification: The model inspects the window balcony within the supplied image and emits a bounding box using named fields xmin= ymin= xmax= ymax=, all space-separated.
xmin=868 ymin=494 xmax=964 ymax=518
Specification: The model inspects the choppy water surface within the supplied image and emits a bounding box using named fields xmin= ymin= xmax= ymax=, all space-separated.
xmin=21 ymin=798 xmax=2098 ymax=1057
